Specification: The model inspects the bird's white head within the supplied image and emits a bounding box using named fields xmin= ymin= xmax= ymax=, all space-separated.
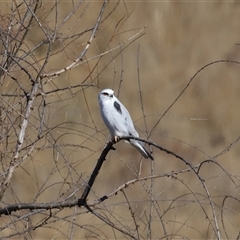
xmin=98 ymin=89 xmax=115 ymax=103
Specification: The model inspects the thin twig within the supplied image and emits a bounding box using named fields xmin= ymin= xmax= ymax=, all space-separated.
xmin=149 ymin=59 xmax=240 ymax=137
xmin=40 ymin=0 xmax=108 ymax=80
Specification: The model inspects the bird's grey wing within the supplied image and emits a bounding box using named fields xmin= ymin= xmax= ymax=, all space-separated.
xmin=115 ymin=100 xmax=154 ymax=160
xmin=112 ymin=99 xmax=134 ymax=136
xmin=118 ymin=101 xmax=144 ymax=147
xmin=116 ymin=101 xmax=139 ymax=136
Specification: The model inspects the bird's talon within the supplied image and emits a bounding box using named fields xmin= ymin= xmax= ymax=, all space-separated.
xmin=112 ymin=136 xmax=120 ymax=143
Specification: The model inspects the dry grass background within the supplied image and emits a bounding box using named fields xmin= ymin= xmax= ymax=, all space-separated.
xmin=1 ymin=1 xmax=240 ymax=239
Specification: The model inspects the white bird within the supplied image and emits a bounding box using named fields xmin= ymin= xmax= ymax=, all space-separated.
xmin=98 ymin=88 xmax=154 ymax=160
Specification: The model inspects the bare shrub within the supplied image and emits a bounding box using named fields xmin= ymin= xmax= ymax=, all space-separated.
xmin=0 ymin=1 xmax=240 ymax=239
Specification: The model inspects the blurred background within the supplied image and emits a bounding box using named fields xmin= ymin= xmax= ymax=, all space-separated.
xmin=1 ymin=1 xmax=240 ymax=239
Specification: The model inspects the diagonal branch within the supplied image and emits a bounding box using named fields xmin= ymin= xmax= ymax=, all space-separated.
xmin=77 ymin=141 xmax=115 ymax=206
xmin=0 ymin=80 xmax=39 ymax=201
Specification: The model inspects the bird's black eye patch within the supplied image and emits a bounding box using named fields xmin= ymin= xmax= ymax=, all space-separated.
xmin=114 ymin=101 xmax=122 ymax=114
xmin=102 ymin=92 xmax=109 ymax=96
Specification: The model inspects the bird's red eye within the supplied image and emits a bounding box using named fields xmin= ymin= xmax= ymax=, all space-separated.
xmin=102 ymin=92 xmax=109 ymax=96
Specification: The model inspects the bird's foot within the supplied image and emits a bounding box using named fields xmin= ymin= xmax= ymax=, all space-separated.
xmin=112 ymin=136 xmax=120 ymax=143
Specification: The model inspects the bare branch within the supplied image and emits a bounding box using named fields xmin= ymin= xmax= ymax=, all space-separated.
xmin=0 ymin=80 xmax=39 ymax=200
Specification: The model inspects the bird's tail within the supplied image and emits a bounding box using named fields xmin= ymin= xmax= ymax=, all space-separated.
xmin=130 ymin=140 xmax=154 ymax=160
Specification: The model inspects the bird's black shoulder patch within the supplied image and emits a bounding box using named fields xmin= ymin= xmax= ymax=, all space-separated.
xmin=114 ymin=101 xmax=122 ymax=114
